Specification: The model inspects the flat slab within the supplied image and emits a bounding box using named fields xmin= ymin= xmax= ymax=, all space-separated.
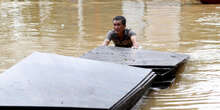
xmin=0 ymin=52 xmax=155 ymax=110
xmin=81 ymin=46 xmax=189 ymax=68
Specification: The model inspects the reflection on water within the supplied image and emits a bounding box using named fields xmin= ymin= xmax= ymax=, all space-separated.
xmin=0 ymin=0 xmax=220 ymax=110
xmin=144 ymin=1 xmax=220 ymax=110
xmin=144 ymin=0 xmax=181 ymax=51
xmin=122 ymin=0 xmax=146 ymax=36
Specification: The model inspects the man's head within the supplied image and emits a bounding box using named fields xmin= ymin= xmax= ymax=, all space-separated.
xmin=113 ymin=16 xmax=126 ymax=26
xmin=112 ymin=16 xmax=126 ymax=33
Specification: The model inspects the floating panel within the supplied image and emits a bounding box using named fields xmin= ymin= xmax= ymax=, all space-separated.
xmin=81 ymin=46 xmax=189 ymax=68
xmin=0 ymin=52 xmax=155 ymax=110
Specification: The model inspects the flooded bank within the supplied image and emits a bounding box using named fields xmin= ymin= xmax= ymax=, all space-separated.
xmin=0 ymin=0 xmax=220 ymax=110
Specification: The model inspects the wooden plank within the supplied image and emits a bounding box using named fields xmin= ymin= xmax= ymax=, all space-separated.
xmin=0 ymin=52 xmax=156 ymax=110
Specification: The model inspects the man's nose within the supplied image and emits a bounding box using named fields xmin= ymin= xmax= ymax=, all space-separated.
xmin=115 ymin=25 xmax=119 ymax=28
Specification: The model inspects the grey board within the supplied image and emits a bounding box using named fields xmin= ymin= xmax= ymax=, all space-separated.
xmin=81 ymin=46 xmax=189 ymax=68
xmin=0 ymin=52 xmax=155 ymax=110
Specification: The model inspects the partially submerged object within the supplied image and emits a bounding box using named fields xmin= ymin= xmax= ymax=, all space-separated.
xmin=0 ymin=46 xmax=189 ymax=109
xmin=0 ymin=52 xmax=156 ymax=110
xmin=200 ymin=0 xmax=220 ymax=4
xmin=81 ymin=46 xmax=189 ymax=88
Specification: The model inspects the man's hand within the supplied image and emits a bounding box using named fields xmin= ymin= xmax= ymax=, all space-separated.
xmin=102 ymin=39 xmax=110 ymax=46
xmin=131 ymin=46 xmax=138 ymax=49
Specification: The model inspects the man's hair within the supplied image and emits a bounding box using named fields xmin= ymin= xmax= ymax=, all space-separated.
xmin=113 ymin=16 xmax=126 ymax=26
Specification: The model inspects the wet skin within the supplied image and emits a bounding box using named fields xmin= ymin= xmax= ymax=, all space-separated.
xmin=113 ymin=20 xmax=125 ymax=38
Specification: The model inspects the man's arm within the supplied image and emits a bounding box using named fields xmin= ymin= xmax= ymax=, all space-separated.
xmin=131 ymin=35 xmax=138 ymax=49
xmin=103 ymin=31 xmax=112 ymax=46
xmin=103 ymin=39 xmax=110 ymax=46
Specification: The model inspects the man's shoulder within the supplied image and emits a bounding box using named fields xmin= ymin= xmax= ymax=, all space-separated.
xmin=107 ymin=30 xmax=117 ymax=36
xmin=125 ymin=28 xmax=136 ymax=36
xmin=106 ymin=30 xmax=117 ymax=40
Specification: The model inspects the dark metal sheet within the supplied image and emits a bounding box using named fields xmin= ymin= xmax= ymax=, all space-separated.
xmin=0 ymin=52 xmax=154 ymax=109
xmin=81 ymin=46 xmax=189 ymax=68
xmin=111 ymin=72 xmax=156 ymax=110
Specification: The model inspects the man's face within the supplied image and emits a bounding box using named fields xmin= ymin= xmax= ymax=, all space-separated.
xmin=113 ymin=20 xmax=125 ymax=33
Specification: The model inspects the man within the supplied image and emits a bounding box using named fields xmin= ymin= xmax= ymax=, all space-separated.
xmin=103 ymin=16 xmax=138 ymax=48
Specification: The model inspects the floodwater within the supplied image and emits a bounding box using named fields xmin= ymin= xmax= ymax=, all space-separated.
xmin=0 ymin=0 xmax=220 ymax=109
